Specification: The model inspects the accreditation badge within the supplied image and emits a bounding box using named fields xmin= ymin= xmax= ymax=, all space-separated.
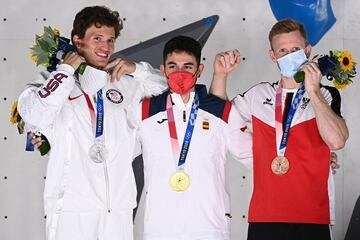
xmin=170 ymin=172 xmax=190 ymax=192
xmin=271 ymin=156 xmax=290 ymax=175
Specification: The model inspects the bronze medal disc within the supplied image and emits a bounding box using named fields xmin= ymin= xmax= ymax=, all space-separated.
xmin=271 ymin=156 xmax=290 ymax=175
xmin=170 ymin=172 xmax=190 ymax=192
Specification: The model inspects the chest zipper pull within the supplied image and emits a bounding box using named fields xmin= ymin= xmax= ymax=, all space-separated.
xmin=183 ymin=110 xmax=186 ymax=122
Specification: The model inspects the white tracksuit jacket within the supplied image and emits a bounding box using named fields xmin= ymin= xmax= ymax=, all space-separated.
xmin=18 ymin=62 xmax=167 ymax=240
xmin=136 ymin=85 xmax=253 ymax=240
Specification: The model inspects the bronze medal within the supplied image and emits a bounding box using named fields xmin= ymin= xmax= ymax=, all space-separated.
xmin=170 ymin=172 xmax=190 ymax=192
xmin=271 ymin=156 xmax=289 ymax=175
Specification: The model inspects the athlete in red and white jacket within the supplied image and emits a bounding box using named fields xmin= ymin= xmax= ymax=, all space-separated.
xmin=233 ymin=81 xmax=342 ymax=224
xmin=211 ymin=19 xmax=348 ymax=240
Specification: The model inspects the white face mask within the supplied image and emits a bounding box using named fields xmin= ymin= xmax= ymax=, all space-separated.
xmin=277 ymin=49 xmax=308 ymax=78
xmin=78 ymin=66 xmax=109 ymax=95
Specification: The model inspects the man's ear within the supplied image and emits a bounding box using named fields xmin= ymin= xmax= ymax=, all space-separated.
xmin=160 ymin=64 xmax=165 ymax=74
xmin=197 ymin=64 xmax=204 ymax=77
xmin=269 ymin=49 xmax=277 ymax=63
xmin=72 ymin=35 xmax=81 ymax=49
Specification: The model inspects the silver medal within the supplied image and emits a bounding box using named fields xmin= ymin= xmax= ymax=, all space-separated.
xmin=89 ymin=143 xmax=108 ymax=163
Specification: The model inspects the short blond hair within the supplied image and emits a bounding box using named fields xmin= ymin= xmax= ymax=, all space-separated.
xmin=268 ymin=19 xmax=308 ymax=49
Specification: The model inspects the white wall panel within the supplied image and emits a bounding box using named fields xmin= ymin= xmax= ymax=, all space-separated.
xmin=1 ymin=1 xmax=359 ymax=240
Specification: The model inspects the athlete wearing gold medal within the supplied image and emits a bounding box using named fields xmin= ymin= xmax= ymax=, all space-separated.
xmin=165 ymin=64 xmax=202 ymax=192
xmin=137 ymin=36 xmax=252 ymax=240
xmin=170 ymin=171 xmax=190 ymax=192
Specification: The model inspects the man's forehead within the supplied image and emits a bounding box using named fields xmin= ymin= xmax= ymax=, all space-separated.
xmin=272 ymin=32 xmax=306 ymax=49
xmin=84 ymin=25 xmax=115 ymax=37
xmin=165 ymin=52 xmax=197 ymax=64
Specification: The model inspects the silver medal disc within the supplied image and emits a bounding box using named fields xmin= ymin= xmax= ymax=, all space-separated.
xmin=89 ymin=144 xmax=108 ymax=163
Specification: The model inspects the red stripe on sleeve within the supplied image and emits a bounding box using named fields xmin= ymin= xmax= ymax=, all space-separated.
xmin=142 ymin=98 xmax=151 ymax=121
xmin=222 ymin=101 xmax=232 ymax=123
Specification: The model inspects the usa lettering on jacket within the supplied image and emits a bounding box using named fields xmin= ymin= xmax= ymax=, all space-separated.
xmin=38 ymin=73 xmax=68 ymax=98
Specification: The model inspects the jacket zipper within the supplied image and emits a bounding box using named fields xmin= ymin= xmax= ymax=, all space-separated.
xmin=103 ymin=158 xmax=111 ymax=213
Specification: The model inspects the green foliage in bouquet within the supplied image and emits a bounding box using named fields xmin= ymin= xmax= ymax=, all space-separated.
xmin=294 ymin=50 xmax=357 ymax=90
xmin=30 ymin=26 xmax=60 ymax=67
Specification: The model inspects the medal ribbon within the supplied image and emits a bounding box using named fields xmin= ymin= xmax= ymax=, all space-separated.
xmin=275 ymin=82 xmax=305 ymax=156
xmin=166 ymin=93 xmax=199 ymax=171
xmin=84 ymin=89 xmax=111 ymax=211
xmin=83 ymin=89 xmax=105 ymax=143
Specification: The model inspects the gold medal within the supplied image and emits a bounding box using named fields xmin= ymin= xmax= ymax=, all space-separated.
xmin=271 ymin=156 xmax=290 ymax=175
xmin=170 ymin=172 xmax=190 ymax=192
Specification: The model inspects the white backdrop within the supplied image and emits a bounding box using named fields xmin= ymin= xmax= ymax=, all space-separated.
xmin=0 ymin=0 xmax=359 ymax=239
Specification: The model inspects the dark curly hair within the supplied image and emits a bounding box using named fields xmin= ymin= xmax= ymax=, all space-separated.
xmin=71 ymin=6 xmax=123 ymax=44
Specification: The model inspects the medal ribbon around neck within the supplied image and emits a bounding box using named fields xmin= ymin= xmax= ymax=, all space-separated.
xmin=84 ymin=89 xmax=109 ymax=164
xmin=83 ymin=89 xmax=111 ymax=210
xmin=166 ymin=93 xmax=199 ymax=171
xmin=84 ymin=89 xmax=105 ymax=142
xmin=275 ymin=82 xmax=306 ymax=156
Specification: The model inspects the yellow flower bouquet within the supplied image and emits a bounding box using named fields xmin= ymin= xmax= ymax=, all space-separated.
xmin=12 ymin=26 xmax=87 ymax=156
xmin=10 ymin=101 xmax=25 ymax=134
xmin=328 ymin=50 xmax=356 ymax=89
xmin=30 ymin=26 xmax=86 ymax=73
xmin=295 ymin=50 xmax=357 ymax=89
xmin=10 ymin=101 xmax=50 ymax=156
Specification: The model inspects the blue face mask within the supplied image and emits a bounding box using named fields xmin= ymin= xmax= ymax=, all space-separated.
xmin=277 ymin=49 xmax=308 ymax=78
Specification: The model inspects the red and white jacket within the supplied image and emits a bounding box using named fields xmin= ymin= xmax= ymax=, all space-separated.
xmin=233 ymin=81 xmax=342 ymax=224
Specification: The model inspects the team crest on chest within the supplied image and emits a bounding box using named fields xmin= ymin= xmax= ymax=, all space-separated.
xmin=106 ymin=89 xmax=123 ymax=104
xmin=300 ymin=97 xmax=310 ymax=109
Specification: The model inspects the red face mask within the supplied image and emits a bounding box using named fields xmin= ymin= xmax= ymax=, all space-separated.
xmin=166 ymin=71 xmax=197 ymax=94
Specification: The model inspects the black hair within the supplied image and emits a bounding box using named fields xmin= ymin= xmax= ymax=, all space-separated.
xmin=163 ymin=36 xmax=202 ymax=65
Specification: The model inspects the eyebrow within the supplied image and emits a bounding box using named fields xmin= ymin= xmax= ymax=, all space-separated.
xmin=92 ymin=34 xmax=115 ymax=39
xmin=167 ymin=61 xmax=195 ymax=66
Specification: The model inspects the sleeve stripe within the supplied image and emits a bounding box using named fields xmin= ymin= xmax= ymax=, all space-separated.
xmin=142 ymin=98 xmax=151 ymax=121
xmin=222 ymin=101 xmax=232 ymax=123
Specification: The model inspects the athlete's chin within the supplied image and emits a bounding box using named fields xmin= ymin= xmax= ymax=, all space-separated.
xmin=88 ymin=59 xmax=109 ymax=69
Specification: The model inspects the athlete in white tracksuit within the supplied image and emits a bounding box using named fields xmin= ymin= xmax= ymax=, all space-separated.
xmin=135 ymin=85 xmax=253 ymax=240
xmin=127 ymin=36 xmax=254 ymax=240
xmin=18 ymin=62 xmax=167 ymax=240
